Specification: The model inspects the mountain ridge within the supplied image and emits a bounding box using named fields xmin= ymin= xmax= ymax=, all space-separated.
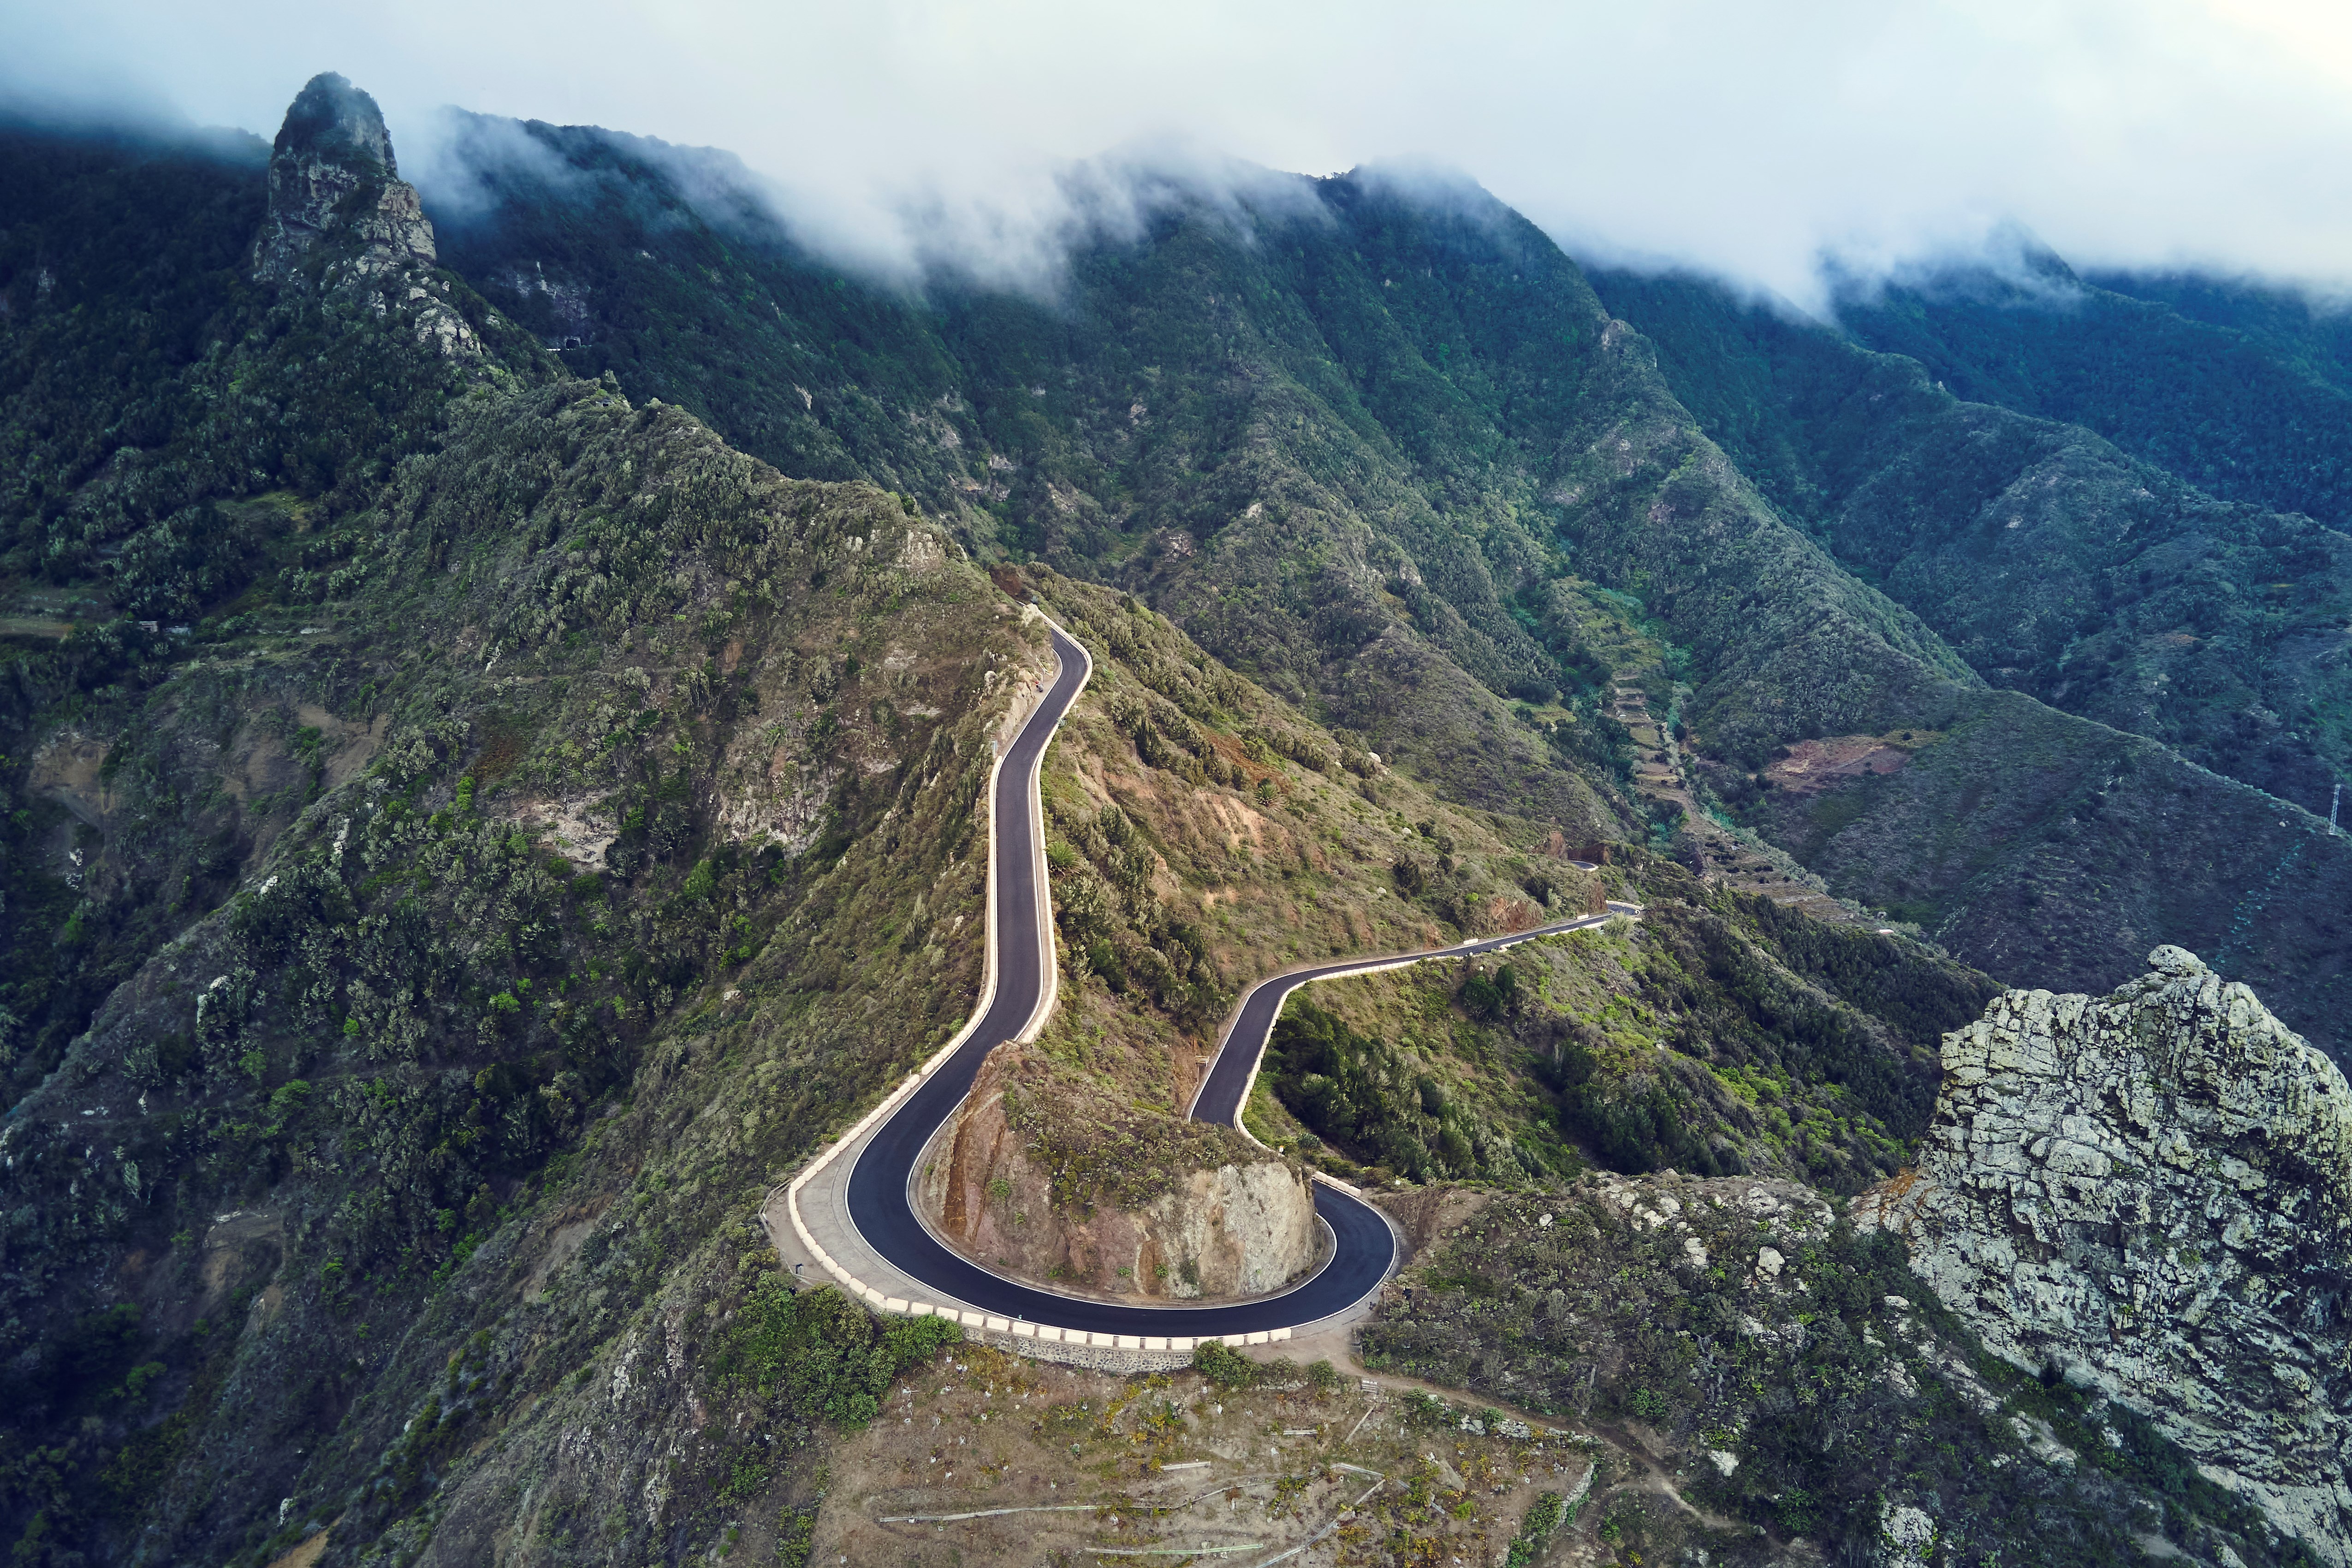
xmin=0 ymin=72 xmax=2346 ymax=1567
xmin=406 ymin=116 xmax=2352 ymax=1059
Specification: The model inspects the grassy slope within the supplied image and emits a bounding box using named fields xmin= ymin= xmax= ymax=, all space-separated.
xmin=1745 ymin=690 xmax=2352 ymax=1026
xmin=412 ymin=130 xmax=2352 ymax=1066
xmin=936 ymin=570 xmax=1994 ymax=1284
xmin=423 ymin=127 xmax=1968 ymax=811
xmin=1257 ymin=855 xmax=1999 ymax=1197
xmin=961 ymin=565 xmax=1613 ymax=1257
xmin=1576 ymin=268 xmax=2352 ymax=1057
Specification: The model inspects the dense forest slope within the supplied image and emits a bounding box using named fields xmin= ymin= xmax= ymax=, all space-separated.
xmin=2092 ymin=268 xmax=2352 ymax=401
xmin=1586 ymin=264 xmax=2352 ymax=812
xmin=1838 ymin=246 xmax=2352 ymax=532
xmin=409 ymin=120 xmax=2352 ymax=1058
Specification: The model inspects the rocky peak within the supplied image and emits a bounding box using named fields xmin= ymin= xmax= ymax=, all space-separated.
xmin=1864 ymin=946 xmax=2352 ymax=1562
xmin=251 ymin=71 xmax=437 ymax=285
xmin=273 ymin=70 xmax=397 ymax=175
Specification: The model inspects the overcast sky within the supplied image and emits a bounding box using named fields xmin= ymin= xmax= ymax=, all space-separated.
xmin=7 ymin=0 xmax=2352 ymax=309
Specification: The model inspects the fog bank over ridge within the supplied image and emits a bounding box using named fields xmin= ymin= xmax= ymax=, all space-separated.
xmin=10 ymin=0 xmax=2352 ymax=309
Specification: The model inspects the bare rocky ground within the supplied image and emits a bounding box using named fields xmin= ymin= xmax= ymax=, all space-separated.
xmin=809 ymin=1338 xmax=1659 ymax=1568
xmin=808 ymin=1188 xmax=1765 ymax=1568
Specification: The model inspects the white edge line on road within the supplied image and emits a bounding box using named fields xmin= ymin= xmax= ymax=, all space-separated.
xmin=1016 ymin=613 xmax=1087 ymax=1046
xmin=784 ymin=613 xmax=1167 ymax=1344
xmin=894 ymin=614 xmax=1091 ymax=1251
xmin=776 ymin=623 xmax=1045 ymax=1307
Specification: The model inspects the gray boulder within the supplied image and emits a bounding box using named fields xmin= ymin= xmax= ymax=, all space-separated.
xmin=1864 ymin=946 xmax=2352 ymax=1562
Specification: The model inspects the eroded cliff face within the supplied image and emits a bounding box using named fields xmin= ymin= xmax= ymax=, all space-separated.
xmin=248 ymin=71 xmax=481 ymax=354
xmin=252 ymin=72 xmax=438 ymax=285
xmin=1865 ymin=945 xmax=2352 ymax=1562
xmin=917 ymin=1045 xmax=1321 ymax=1299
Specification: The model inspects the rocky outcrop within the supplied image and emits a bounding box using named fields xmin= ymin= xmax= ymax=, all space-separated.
xmin=1864 ymin=946 xmax=2352 ymax=1562
xmin=252 ymin=72 xmax=438 ymax=286
xmin=246 ymin=74 xmax=484 ymax=362
xmin=917 ymin=1047 xmax=1321 ymax=1299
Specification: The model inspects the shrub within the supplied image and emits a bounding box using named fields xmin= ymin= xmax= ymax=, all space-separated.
xmin=1190 ymin=1339 xmax=1255 ymax=1390
xmin=712 ymin=1283 xmax=960 ymax=1430
xmin=1505 ymin=1491 xmax=1567 ymax=1566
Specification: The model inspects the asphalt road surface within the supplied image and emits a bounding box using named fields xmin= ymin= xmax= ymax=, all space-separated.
xmin=1186 ymin=908 xmax=1636 ymax=1130
xmin=843 ymin=619 xmax=1630 ymax=1335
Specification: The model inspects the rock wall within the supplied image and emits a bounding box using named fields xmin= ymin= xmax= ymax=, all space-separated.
xmin=917 ymin=1048 xmax=1322 ymax=1300
xmin=1865 ymin=945 xmax=2352 ymax=1562
xmin=252 ymin=72 xmax=439 ymax=286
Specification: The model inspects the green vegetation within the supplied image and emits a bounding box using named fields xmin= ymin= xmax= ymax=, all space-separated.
xmin=1589 ymin=261 xmax=2352 ymax=813
xmin=0 ymin=102 xmax=1039 ymax=1561
xmin=1188 ymin=1340 xmax=1343 ymax=1396
xmin=1504 ymin=1490 xmax=1568 ymax=1566
xmin=413 ymin=116 xmax=2352 ymax=1063
xmin=1260 ymin=854 xmax=1996 ymax=1193
xmin=938 ymin=567 xmax=1614 ymax=1285
xmin=713 ymin=1282 xmax=960 ymax=1429
xmin=1 ymin=76 xmax=2346 ymax=1568
xmin=1846 ymin=252 xmax=2352 ymax=532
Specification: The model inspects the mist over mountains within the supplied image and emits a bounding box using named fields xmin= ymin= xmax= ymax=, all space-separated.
xmin=2 ymin=59 xmax=2352 ymax=1568
xmin=18 ymin=0 xmax=2352 ymax=309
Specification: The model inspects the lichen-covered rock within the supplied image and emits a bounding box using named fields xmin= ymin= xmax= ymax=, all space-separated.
xmin=248 ymin=72 xmax=483 ymax=357
xmin=1864 ymin=946 xmax=2352 ymax=1562
xmin=1879 ymin=1500 xmax=1937 ymax=1567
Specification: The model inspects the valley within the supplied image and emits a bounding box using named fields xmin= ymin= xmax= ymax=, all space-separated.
xmin=0 ymin=63 xmax=2342 ymax=1568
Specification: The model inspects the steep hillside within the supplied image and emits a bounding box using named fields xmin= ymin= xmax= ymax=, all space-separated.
xmin=1835 ymin=248 xmax=2352 ymax=534
xmin=1586 ymin=264 xmax=2352 ymax=813
xmin=0 ymin=78 xmax=1051 ymax=1567
xmin=1733 ymin=691 xmax=2352 ymax=1022
xmin=429 ymin=132 xmax=1976 ymax=769
xmin=1361 ymin=1174 xmax=2323 ymax=1567
xmin=2092 ymin=268 xmax=2352 ymax=401
xmin=410 ymin=123 xmax=2352 ymax=1061
xmin=0 ymin=82 xmax=1972 ymax=1562
xmin=425 ymin=112 xmax=976 ymax=505
xmin=18 ymin=378 xmax=1020 ymax=1568
xmin=915 ymin=570 xmax=1997 ymax=1299
xmin=6 ymin=70 xmax=2350 ymax=1566
xmin=1256 ymin=855 xmax=2000 ymax=1198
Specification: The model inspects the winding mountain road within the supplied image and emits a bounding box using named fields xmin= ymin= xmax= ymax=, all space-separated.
xmin=788 ymin=618 xmax=1634 ymax=1345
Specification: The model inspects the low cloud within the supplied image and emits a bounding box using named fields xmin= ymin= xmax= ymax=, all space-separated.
xmin=9 ymin=0 xmax=2352 ymax=309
